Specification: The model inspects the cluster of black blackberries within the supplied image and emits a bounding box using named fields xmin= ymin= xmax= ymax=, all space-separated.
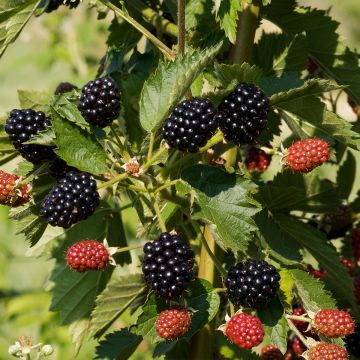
xmin=46 ymin=0 xmax=80 ymax=13
xmin=48 ymin=157 xmax=78 ymax=179
xmin=77 ymin=76 xmax=121 ymax=128
xmin=163 ymin=83 xmax=270 ymax=152
xmin=142 ymin=232 xmax=195 ymax=298
xmin=225 ymin=259 xmax=280 ymax=308
xmin=39 ymin=171 xmax=99 ymax=228
xmin=5 ymin=109 xmax=55 ymax=163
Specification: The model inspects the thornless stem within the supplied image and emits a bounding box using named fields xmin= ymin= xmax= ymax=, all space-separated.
xmin=177 ymin=0 xmax=186 ymax=56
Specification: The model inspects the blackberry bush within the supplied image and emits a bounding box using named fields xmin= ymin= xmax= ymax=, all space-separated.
xmin=2 ymin=0 xmax=360 ymax=359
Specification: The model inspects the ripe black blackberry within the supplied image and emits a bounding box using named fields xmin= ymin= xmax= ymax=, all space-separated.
xmin=77 ymin=76 xmax=121 ymax=128
xmin=54 ymin=82 xmax=77 ymax=95
xmin=5 ymin=109 xmax=55 ymax=163
xmin=163 ymin=98 xmax=217 ymax=153
xmin=39 ymin=171 xmax=99 ymax=228
xmin=46 ymin=0 xmax=80 ymax=13
xmin=142 ymin=232 xmax=195 ymax=298
xmin=48 ymin=157 xmax=78 ymax=179
xmin=216 ymin=83 xmax=270 ymax=145
xmin=225 ymin=259 xmax=280 ymax=308
xmin=345 ymin=322 xmax=360 ymax=357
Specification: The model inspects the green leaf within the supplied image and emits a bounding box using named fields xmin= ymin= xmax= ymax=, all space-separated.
xmin=90 ymin=271 xmax=145 ymax=338
xmin=336 ymin=151 xmax=356 ymax=200
xmin=214 ymin=0 xmax=241 ymax=43
xmin=288 ymin=269 xmax=336 ymax=313
xmin=279 ymin=96 xmax=360 ymax=151
xmin=254 ymin=33 xmax=308 ymax=74
xmin=13 ymin=160 xmax=35 ymax=177
xmin=217 ymin=334 xmax=262 ymax=360
xmin=0 ymin=0 xmax=40 ymax=57
xmin=17 ymin=89 xmax=52 ymax=111
xmin=256 ymin=171 xmax=340 ymax=213
xmin=139 ymin=43 xmax=222 ymax=132
xmin=264 ymin=2 xmax=360 ymax=104
xmin=68 ymin=319 xmax=92 ymax=357
xmin=50 ymin=108 xmax=108 ymax=175
xmin=276 ymin=215 xmax=358 ymax=312
xmin=258 ymin=299 xmax=288 ymax=353
xmin=24 ymin=128 xmax=55 ymax=145
xmin=279 ymin=269 xmax=294 ymax=310
xmin=181 ymin=164 xmax=260 ymax=252
xmin=95 ymin=329 xmax=142 ymax=360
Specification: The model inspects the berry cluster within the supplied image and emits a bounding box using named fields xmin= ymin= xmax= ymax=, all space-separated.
xmin=54 ymin=82 xmax=77 ymax=95
xmin=142 ymin=232 xmax=194 ymax=298
xmin=163 ymin=98 xmax=217 ymax=153
xmin=66 ymin=240 xmax=109 ymax=272
xmin=260 ymin=345 xmax=283 ymax=360
xmin=308 ymin=342 xmax=347 ymax=360
xmin=225 ymin=259 xmax=280 ymax=308
xmin=48 ymin=157 xmax=78 ymax=180
xmin=217 ymin=83 xmax=270 ymax=145
xmin=313 ymin=309 xmax=355 ymax=338
xmin=245 ymin=147 xmax=272 ymax=172
xmin=0 ymin=171 xmax=29 ymax=207
xmin=39 ymin=171 xmax=99 ymax=228
xmin=77 ymin=76 xmax=121 ymax=128
xmin=224 ymin=313 xmax=264 ymax=349
xmin=5 ymin=109 xmax=55 ymax=163
xmin=284 ymin=138 xmax=329 ymax=173
xmin=291 ymin=307 xmax=308 ymax=333
xmin=155 ymin=307 xmax=192 ymax=340
xmin=321 ymin=204 xmax=353 ymax=238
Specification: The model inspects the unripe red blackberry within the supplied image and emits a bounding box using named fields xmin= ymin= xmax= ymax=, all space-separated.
xmin=351 ymin=228 xmax=360 ymax=261
xmin=163 ymin=98 xmax=218 ymax=153
xmin=0 ymin=171 xmax=30 ymax=207
xmin=340 ymin=256 xmax=356 ymax=276
xmin=54 ymin=82 xmax=78 ymax=95
xmin=260 ymin=345 xmax=283 ymax=359
xmin=39 ymin=171 xmax=99 ymax=228
xmin=283 ymin=138 xmax=329 ymax=173
xmin=291 ymin=336 xmax=305 ymax=356
xmin=5 ymin=109 xmax=55 ymax=163
xmin=291 ymin=307 xmax=308 ymax=333
xmin=66 ymin=240 xmax=109 ymax=272
xmin=142 ymin=232 xmax=194 ymax=299
xmin=216 ymin=83 xmax=270 ymax=145
xmin=345 ymin=322 xmax=360 ymax=357
xmin=313 ymin=309 xmax=355 ymax=338
xmin=306 ymin=265 xmax=327 ymax=279
xmin=308 ymin=342 xmax=347 ymax=360
xmin=245 ymin=147 xmax=272 ymax=172
xmin=155 ymin=307 xmax=192 ymax=340
xmin=48 ymin=157 xmax=78 ymax=179
xmin=46 ymin=0 xmax=80 ymax=12
xmin=321 ymin=204 xmax=353 ymax=239
xmin=224 ymin=313 xmax=265 ymax=349
xmin=78 ymin=76 xmax=121 ymax=128
xmin=225 ymin=259 xmax=280 ymax=308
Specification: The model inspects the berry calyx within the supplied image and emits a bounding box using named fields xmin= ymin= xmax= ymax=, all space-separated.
xmin=5 ymin=109 xmax=55 ymax=163
xmin=0 ymin=171 xmax=30 ymax=207
xmin=345 ymin=322 xmax=360 ymax=357
xmin=162 ymin=98 xmax=218 ymax=153
xmin=225 ymin=259 xmax=280 ymax=308
xmin=313 ymin=309 xmax=355 ymax=338
xmin=78 ymin=76 xmax=121 ymax=128
xmin=308 ymin=342 xmax=347 ymax=360
xmin=224 ymin=313 xmax=265 ymax=349
xmin=142 ymin=232 xmax=194 ymax=299
xmin=245 ymin=147 xmax=272 ymax=172
xmin=283 ymin=138 xmax=329 ymax=173
xmin=351 ymin=228 xmax=360 ymax=261
xmin=216 ymin=83 xmax=270 ymax=145
xmin=66 ymin=240 xmax=109 ymax=272
xmin=155 ymin=307 xmax=192 ymax=340
xmin=260 ymin=345 xmax=283 ymax=359
xmin=39 ymin=171 xmax=100 ymax=228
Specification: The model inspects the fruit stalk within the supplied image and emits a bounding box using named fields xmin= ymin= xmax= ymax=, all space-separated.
xmin=177 ymin=0 xmax=186 ymax=56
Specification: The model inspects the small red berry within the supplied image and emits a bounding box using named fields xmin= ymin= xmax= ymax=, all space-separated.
xmin=306 ymin=265 xmax=327 ymax=279
xmin=260 ymin=345 xmax=283 ymax=359
xmin=291 ymin=307 xmax=308 ymax=333
xmin=351 ymin=228 xmax=360 ymax=262
xmin=307 ymin=58 xmax=318 ymax=77
xmin=66 ymin=240 xmax=109 ymax=272
xmin=355 ymin=277 xmax=360 ymax=304
xmin=0 ymin=170 xmax=29 ymax=207
xmin=284 ymin=138 xmax=329 ymax=173
xmin=245 ymin=147 xmax=272 ymax=172
xmin=340 ymin=256 xmax=356 ymax=276
xmin=291 ymin=336 xmax=305 ymax=356
xmin=313 ymin=309 xmax=355 ymax=338
xmin=224 ymin=313 xmax=264 ymax=350
xmin=155 ymin=307 xmax=192 ymax=340
xmin=308 ymin=342 xmax=347 ymax=360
